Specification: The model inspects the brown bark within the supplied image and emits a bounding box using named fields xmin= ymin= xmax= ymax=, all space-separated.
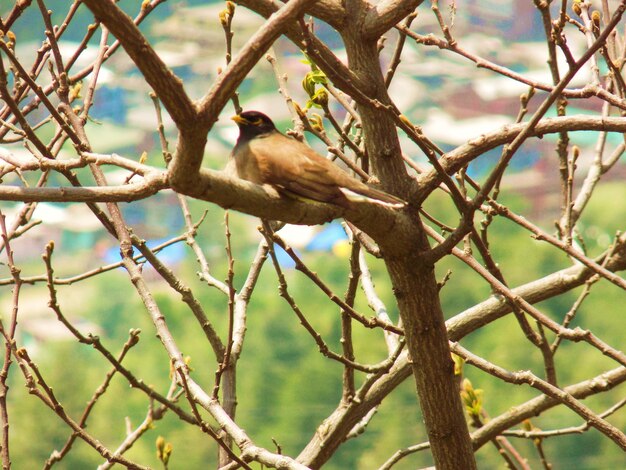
xmin=385 ymin=245 xmax=476 ymax=469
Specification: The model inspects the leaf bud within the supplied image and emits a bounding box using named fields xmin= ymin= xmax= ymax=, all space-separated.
xmin=311 ymin=88 xmax=328 ymax=108
xmin=591 ymin=10 xmax=601 ymax=26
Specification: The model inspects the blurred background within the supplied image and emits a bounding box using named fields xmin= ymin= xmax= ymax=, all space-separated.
xmin=1 ymin=0 xmax=626 ymax=468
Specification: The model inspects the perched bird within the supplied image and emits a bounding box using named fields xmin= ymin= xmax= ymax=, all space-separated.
xmin=230 ymin=110 xmax=405 ymax=209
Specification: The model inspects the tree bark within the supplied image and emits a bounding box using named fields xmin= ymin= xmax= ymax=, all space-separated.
xmin=218 ymin=366 xmax=237 ymax=467
xmin=384 ymin=242 xmax=476 ymax=469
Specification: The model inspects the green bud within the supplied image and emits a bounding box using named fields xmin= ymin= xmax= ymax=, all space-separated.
xmin=310 ymin=88 xmax=328 ymax=108
xmin=309 ymin=113 xmax=324 ymax=132
xmin=302 ymin=72 xmax=316 ymax=98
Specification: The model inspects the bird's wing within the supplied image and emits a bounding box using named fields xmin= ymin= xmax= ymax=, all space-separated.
xmin=248 ymin=133 xmax=344 ymax=203
xmin=247 ymin=132 xmax=406 ymax=207
xmin=291 ymin=152 xmax=406 ymax=207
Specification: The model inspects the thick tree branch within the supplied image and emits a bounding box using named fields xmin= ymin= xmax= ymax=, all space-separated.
xmin=418 ymin=115 xmax=626 ymax=198
xmin=363 ymin=0 xmax=423 ymax=38
xmin=235 ymin=0 xmax=347 ymax=32
xmin=0 ymin=172 xmax=168 ymax=202
xmin=192 ymin=168 xmax=409 ymax=240
xmin=470 ymin=365 xmax=626 ymax=449
xmin=81 ymin=0 xmax=195 ymax=126
xmin=453 ymin=342 xmax=626 ymax=450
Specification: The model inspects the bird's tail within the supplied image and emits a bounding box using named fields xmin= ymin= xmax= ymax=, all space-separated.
xmin=339 ymin=187 xmax=406 ymax=209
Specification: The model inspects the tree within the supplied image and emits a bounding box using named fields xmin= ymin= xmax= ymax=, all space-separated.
xmin=1 ymin=0 xmax=626 ymax=468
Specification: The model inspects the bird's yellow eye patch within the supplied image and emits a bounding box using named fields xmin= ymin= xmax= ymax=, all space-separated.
xmin=252 ymin=118 xmax=264 ymax=126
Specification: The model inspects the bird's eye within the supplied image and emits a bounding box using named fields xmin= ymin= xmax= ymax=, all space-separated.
xmin=252 ymin=118 xmax=264 ymax=126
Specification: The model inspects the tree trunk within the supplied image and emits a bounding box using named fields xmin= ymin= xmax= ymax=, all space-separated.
xmin=218 ymin=366 xmax=237 ymax=467
xmin=341 ymin=29 xmax=477 ymax=469
xmin=385 ymin=240 xmax=477 ymax=469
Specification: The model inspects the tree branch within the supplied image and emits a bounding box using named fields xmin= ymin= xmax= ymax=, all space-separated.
xmin=363 ymin=0 xmax=423 ymax=39
xmin=81 ymin=0 xmax=195 ymax=126
xmin=418 ymin=115 xmax=626 ymax=198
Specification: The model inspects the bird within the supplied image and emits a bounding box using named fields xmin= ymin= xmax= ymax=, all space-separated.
xmin=230 ymin=110 xmax=405 ymax=209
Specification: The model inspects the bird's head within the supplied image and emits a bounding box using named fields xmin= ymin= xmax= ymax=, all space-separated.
xmin=231 ymin=111 xmax=277 ymax=141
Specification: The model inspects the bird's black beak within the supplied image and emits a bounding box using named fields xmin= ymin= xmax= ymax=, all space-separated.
xmin=231 ymin=115 xmax=247 ymax=125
